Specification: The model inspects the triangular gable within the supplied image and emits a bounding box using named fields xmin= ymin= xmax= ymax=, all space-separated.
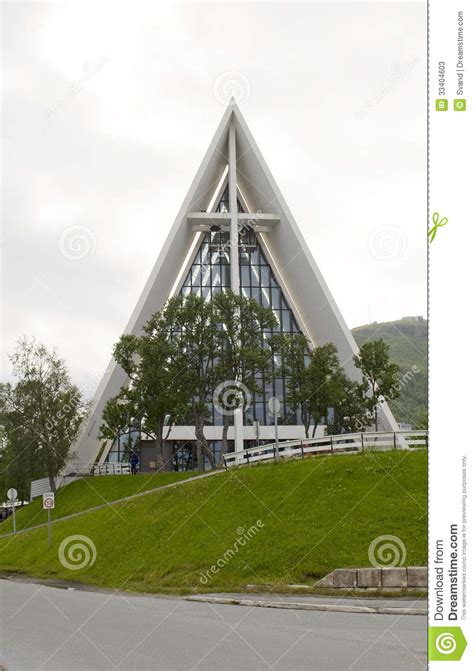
xmin=72 ymin=100 xmax=398 ymax=469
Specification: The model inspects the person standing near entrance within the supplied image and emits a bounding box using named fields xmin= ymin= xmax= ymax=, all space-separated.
xmin=129 ymin=450 xmax=140 ymax=475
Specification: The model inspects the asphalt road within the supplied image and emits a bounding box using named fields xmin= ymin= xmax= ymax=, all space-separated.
xmin=0 ymin=580 xmax=426 ymax=671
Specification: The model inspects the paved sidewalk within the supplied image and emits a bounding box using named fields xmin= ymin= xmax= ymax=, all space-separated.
xmin=187 ymin=592 xmax=428 ymax=616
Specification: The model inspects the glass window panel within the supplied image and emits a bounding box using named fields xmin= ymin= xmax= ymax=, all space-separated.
xmin=271 ymin=288 xmax=280 ymax=309
xmin=255 ymin=403 xmax=265 ymax=424
xmin=240 ymin=251 xmax=250 ymax=265
xmin=240 ymin=265 xmax=250 ymax=286
xmin=191 ymin=286 xmax=201 ymax=296
xmin=260 ymin=288 xmax=270 ymax=308
xmin=200 ymin=267 xmax=211 ymax=286
xmin=282 ymin=310 xmax=291 ymax=331
xmin=241 ymin=286 xmax=251 ymax=299
xmin=251 ymin=287 xmax=261 ymax=302
xmin=274 ymin=378 xmax=284 ymax=399
xmin=202 ymin=287 xmax=211 ymax=302
xmin=183 ymin=271 xmax=192 ymax=286
xmin=211 ymin=266 xmax=222 ymax=287
xmin=200 ymin=243 xmax=210 ymax=265
xmin=260 ymin=265 xmax=271 ymax=286
xmin=191 ymin=265 xmax=202 ymax=284
xmin=250 ymin=265 xmax=260 ymax=285
xmin=181 ymin=286 xmax=191 ymax=297
xmin=221 ymin=265 xmax=230 ymax=286
xmin=250 ymin=247 xmax=260 ymax=264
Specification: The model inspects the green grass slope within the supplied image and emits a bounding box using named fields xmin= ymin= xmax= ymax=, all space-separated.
xmin=352 ymin=316 xmax=427 ymax=426
xmin=0 ymin=451 xmax=427 ymax=594
xmin=0 ymin=471 xmax=193 ymax=535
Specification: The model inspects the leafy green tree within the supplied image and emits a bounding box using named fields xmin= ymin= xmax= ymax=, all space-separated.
xmin=306 ymin=343 xmax=346 ymax=437
xmin=1 ymin=339 xmax=88 ymax=493
xmin=354 ymin=339 xmax=400 ymax=430
xmin=1 ymin=382 xmax=41 ymax=503
xmin=100 ymin=316 xmax=188 ymax=471
xmin=212 ymin=290 xmax=277 ymax=464
xmin=279 ymin=338 xmax=349 ymax=438
xmin=159 ymin=294 xmax=218 ymax=471
xmin=327 ymin=373 xmax=370 ymax=435
xmin=277 ymin=333 xmax=312 ymax=436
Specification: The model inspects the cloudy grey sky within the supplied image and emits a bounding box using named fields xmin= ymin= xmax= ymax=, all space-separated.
xmin=1 ymin=1 xmax=426 ymax=390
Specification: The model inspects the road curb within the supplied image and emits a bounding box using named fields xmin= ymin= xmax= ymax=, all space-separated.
xmin=186 ymin=595 xmax=427 ymax=616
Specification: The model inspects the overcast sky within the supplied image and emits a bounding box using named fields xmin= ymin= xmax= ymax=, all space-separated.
xmin=1 ymin=1 xmax=426 ymax=390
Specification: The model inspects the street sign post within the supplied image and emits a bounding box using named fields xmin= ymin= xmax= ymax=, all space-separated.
xmin=43 ymin=492 xmax=55 ymax=548
xmin=7 ymin=488 xmax=17 ymax=534
xmin=267 ymin=397 xmax=281 ymax=460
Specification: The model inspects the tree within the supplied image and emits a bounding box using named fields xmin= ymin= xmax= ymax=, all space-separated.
xmin=1 ymin=382 xmax=41 ymax=503
xmin=1 ymin=339 xmax=88 ymax=493
xmin=159 ymin=294 xmax=218 ymax=471
xmin=327 ymin=373 xmax=370 ymax=435
xmin=306 ymin=343 xmax=346 ymax=437
xmin=279 ymin=338 xmax=348 ymax=438
xmin=99 ymin=317 xmax=188 ymax=471
xmin=212 ymin=290 xmax=277 ymax=464
xmin=354 ymin=339 xmax=401 ymax=430
xmin=277 ymin=333 xmax=312 ymax=437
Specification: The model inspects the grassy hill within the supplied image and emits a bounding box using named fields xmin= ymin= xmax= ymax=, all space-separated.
xmin=0 ymin=471 xmax=194 ymax=535
xmin=0 ymin=450 xmax=427 ymax=594
xmin=352 ymin=316 xmax=427 ymax=427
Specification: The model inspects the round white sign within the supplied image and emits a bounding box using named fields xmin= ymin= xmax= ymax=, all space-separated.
xmin=43 ymin=494 xmax=55 ymax=509
xmin=267 ymin=397 xmax=281 ymax=415
xmin=7 ymin=488 xmax=18 ymax=501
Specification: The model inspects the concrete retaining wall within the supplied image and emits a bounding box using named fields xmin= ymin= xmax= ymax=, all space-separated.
xmin=316 ymin=567 xmax=427 ymax=590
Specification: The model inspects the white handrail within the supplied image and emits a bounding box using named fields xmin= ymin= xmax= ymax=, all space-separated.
xmin=223 ymin=430 xmax=427 ymax=468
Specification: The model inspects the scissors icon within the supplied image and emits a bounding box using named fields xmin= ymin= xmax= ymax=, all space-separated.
xmin=428 ymin=212 xmax=448 ymax=243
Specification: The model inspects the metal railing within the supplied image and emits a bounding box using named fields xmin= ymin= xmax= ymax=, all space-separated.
xmin=62 ymin=461 xmax=132 ymax=477
xmin=223 ymin=430 xmax=427 ymax=468
xmin=92 ymin=463 xmax=131 ymax=476
xmin=30 ymin=462 xmax=132 ymax=499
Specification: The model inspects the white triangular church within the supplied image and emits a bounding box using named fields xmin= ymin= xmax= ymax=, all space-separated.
xmin=73 ymin=100 xmax=399 ymax=470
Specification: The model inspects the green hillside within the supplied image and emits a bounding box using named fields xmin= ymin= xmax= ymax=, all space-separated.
xmin=0 ymin=471 xmax=194 ymax=535
xmin=352 ymin=316 xmax=427 ymax=427
xmin=0 ymin=450 xmax=427 ymax=594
